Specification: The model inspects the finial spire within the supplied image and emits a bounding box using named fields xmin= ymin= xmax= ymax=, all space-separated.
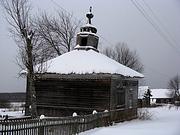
xmin=86 ymin=6 xmax=94 ymax=24
xmin=90 ymin=6 xmax=92 ymax=12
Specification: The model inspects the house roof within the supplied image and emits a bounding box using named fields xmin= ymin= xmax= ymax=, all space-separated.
xmin=42 ymin=49 xmax=144 ymax=78
xmin=138 ymin=87 xmax=174 ymax=99
xmin=151 ymin=89 xmax=172 ymax=99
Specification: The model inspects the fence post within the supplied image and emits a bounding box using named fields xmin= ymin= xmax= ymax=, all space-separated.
xmin=38 ymin=126 xmax=44 ymax=135
xmin=109 ymin=110 xmax=113 ymax=126
xmin=72 ymin=118 xmax=78 ymax=135
xmin=38 ymin=120 xmax=45 ymax=135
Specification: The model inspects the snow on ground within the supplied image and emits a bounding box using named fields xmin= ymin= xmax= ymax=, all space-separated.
xmin=0 ymin=108 xmax=24 ymax=118
xmin=80 ymin=105 xmax=180 ymax=135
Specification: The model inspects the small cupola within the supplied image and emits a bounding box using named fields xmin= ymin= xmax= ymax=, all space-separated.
xmin=75 ymin=7 xmax=99 ymax=52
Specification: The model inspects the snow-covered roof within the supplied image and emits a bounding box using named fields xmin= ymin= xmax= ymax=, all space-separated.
xmin=82 ymin=23 xmax=96 ymax=28
xmin=138 ymin=86 xmax=149 ymax=99
xmin=151 ymin=89 xmax=172 ymax=99
xmin=43 ymin=49 xmax=144 ymax=78
xmin=138 ymin=87 xmax=174 ymax=99
xmin=77 ymin=31 xmax=98 ymax=37
xmin=74 ymin=45 xmax=97 ymax=51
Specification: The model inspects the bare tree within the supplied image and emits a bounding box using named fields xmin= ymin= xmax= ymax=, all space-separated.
xmin=103 ymin=43 xmax=144 ymax=73
xmin=1 ymin=0 xmax=80 ymax=117
xmin=34 ymin=11 xmax=80 ymax=57
xmin=168 ymin=75 xmax=180 ymax=102
xmin=1 ymin=0 xmax=37 ymax=117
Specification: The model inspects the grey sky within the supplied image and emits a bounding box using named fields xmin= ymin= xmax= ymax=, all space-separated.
xmin=0 ymin=0 xmax=180 ymax=92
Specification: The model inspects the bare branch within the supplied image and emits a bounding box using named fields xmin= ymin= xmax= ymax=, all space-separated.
xmin=103 ymin=43 xmax=144 ymax=73
xmin=168 ymin=75 xmax=180 ymax=101
xmin=34 ymin=11 xmax=80 ymax=56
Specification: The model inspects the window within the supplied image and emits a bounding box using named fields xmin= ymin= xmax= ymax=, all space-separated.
xmin=80 ymin=37 xmax=87 ymax=46
xmin=116 ymin=90 xmax=125 ymax=108
xmin=129 ymin=94 xmax=133 ymax=108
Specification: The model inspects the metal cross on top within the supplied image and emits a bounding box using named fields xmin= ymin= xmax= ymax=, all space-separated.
xmin=86 ymin=6 xmax=94 ymax=24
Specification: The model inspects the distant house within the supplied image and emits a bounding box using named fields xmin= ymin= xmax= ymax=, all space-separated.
xmin=34 ymin=9 xmax=143 ymax=117
xmin=150 ymin=89 xmax=173 ymax=104
xmin=138 ymin=87 xmax=174 ymax=105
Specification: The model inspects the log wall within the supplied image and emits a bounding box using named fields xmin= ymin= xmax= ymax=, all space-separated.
xmin=35 ymin=74 xmax=111 ymax=116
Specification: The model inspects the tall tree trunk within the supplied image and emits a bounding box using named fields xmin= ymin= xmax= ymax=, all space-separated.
xmin=26 ymin=38 xmax=37 ymax=118
xmin=1 ymin=0 xmax=38 ymax=117
xmin=25 ymin=77 xmax=30 ymax=115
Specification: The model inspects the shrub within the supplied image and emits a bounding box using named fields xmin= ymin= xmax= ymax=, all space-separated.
xmin=138 ymin=108 xmax=153 ymax=120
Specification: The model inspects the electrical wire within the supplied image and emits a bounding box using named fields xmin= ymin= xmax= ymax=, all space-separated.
xmin=50 ymin=0 xmax=84 ymax=24
xmin=141 ymin=0 xmax=179 ymax=50
xmin=131 ymin=0 xmax=180 ymax=55
xmin=145 ymin=66 xmax=171 ymax=79
xmin=49 ymin=0 xmax=175 ymax=80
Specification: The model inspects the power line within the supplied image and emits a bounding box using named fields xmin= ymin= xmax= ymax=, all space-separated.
xmin=145 ymin=66 xmax=171 ymax=79
xmin=141 ymin=0 xmax=179 ymax=50
xmin=132 ymin=0 xmax=180 ymax=54
xmin=48 ymin=0 xmax=177 ymax=78
xmin=98 ymin=34 xmax=115 ymax=47
xmin=131 ymin=0 xmax=180 ymax=55
xmin=49 ymin=0 xmax=84 ymax=23
xmin=50 ymin=0 xmax=70 ymax=14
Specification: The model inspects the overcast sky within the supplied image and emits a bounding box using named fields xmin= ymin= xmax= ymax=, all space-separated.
xmin=0 ymin=0 xmax=180 ymax=92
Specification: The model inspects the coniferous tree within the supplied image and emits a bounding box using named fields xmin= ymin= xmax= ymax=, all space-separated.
xmin=143 ymin=89 xmax=152 ymax=106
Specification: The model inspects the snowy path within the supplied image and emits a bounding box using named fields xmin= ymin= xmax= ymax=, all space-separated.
xmin=80 ymin=106 xmax=180 ymax=135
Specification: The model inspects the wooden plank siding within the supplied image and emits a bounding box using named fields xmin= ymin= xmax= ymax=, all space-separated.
xmin=110 ymin=76 xmax=138 ymax=110
xmin=35 ymin=74 xmax=111 ymax=117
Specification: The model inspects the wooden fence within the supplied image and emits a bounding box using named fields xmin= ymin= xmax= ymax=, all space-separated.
xmin=0 ymin=108 xmax=137 ymax=135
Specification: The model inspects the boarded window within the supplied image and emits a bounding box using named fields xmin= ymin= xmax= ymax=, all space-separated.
xmin=116 ymin=89 xmax=125 ymax=108
xmin=129 ymin=94 xmax=133 ymax=108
